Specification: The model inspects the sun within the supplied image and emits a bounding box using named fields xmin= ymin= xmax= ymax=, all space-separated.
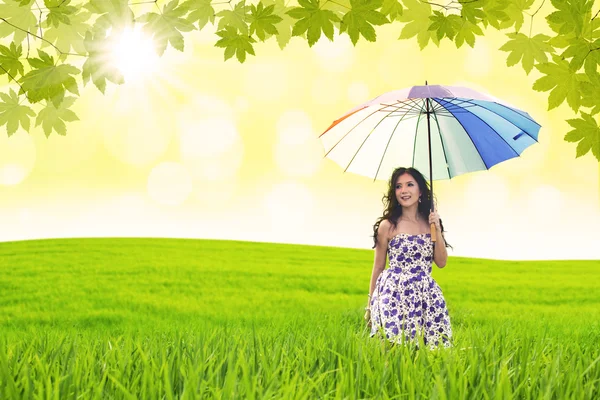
xmin=109 ymin=24 xmax=160 ymax=83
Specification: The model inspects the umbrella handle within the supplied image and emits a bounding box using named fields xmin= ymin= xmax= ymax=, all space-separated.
xmin=430 ymin=223 xmax=437 ymax=242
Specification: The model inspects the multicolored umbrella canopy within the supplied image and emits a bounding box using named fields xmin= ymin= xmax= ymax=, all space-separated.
xmin=320 ymin=84 xmax=541 ymax=182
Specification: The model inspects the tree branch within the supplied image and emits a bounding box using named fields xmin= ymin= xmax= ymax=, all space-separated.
xmin=421 ymin=1 xmax=462 ymax=11
xmin=0 ymin=64 xmax=32 ymax=103
xmin=0 ymin=17 xmax=83 ymax=57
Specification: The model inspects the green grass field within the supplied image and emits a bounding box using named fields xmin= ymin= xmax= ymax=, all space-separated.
xmin=1 ymin=238 xmax=599 ymax=399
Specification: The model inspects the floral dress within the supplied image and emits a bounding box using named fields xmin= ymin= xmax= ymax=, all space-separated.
xmin=369 ymin=233 xmax=452 ymax=349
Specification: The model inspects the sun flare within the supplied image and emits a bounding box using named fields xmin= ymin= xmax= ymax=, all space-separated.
xmin=110 ymin=25 xmax=159 ymax=83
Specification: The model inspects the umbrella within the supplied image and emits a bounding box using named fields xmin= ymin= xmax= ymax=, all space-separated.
xmin=319 ymin=82 xmax=541 ymax=241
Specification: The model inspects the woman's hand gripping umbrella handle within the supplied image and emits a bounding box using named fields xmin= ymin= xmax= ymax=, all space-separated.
xmin=430 ymin=202 xmax=437 ymax=242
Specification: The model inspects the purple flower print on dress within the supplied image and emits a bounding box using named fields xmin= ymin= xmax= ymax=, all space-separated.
xmin=369 ymin=227 xmax=452 ymax=349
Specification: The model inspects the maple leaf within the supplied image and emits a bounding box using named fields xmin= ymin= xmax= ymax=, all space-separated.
xmin=339 ymin=0 xmax=389 ymax=45
xmin=35 ymin=97 xmax=79 ymax=137
xmin=459 ymin=0 xmax=485 ymax=24
xmin=428 ymin=11 xmax=462 ymax=41
xmin=580 ymin=71 xmax=600 ymax=115
xmin=19 ymin=50 xmax=80 ymax=108
xmin=215 ymin=25 xmax=256 ymax=62
xmin=546 ymin=0 xmax=593 ymax=37
xmin=137 ymin=0 xmax=195 ymax=56
xmin=85 ymin=0 xmax=134 ymax=35
xmin=475 ymin=0 xmax=509 ymax=30
xmin=81 ymin=31 xmax=124 ymax=94
xmin=397 ymin=0 xmax=439 ymax=49
xmin=249 ymin=3 xmax=283 ymax=41
xmin=499 ymin=32 xmax=554 ymax=74
xmin=262 ymin=0 xmax=295 ymax=49
xmin=216 ymin=1 xmax=251 ymax=36
xmin=182 ymin=0 xmax=215 ymax=30
xmin=380 ymin=0 xmax=403 ymax=22
xmin=564 ymin=112 xmax=600 ymax=160
xmin=498 ymin=0 xmax=535 ymax=32
xmin=0 ymin=89 xmax=35 ymax=136
xmin=287 ymin=0 xmax=341 ymax=47
xmin=42 ymin=10 xmax=91 ymax=55
xmin=0 ymin=0 xmax=38 ymax=44
xmin=533 ymin=55 xmax=586 ymax=111
xmin=43 ymin=0 xmax=77 ymax=28
xmin=0 ymin=42 xmax=24 ymax=78
xmin=454 ymin=20 xmax=484 ymax=48
xmin=561 ymin=37 xmax=600 ymax=75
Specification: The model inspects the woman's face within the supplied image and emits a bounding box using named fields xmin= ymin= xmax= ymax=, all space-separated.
xmin=395 ymin=173 xmax=421 ymax=207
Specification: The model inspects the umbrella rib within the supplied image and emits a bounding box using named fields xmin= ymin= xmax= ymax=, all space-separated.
xmin=430 ymin=99 xmax=452 ymax=179
xmin=449 ymin=98 xmax=540 ymax=142
xmin=373 ymin=106 xmax=414 ymax=181
xmin=322 ymin=104 xmax=390 ymax=158
xmin=441 ymin=99 xmax=521 ymax=158
xmin=433 ymin=99 xmax=490 ymax=170
xmin=342 ymin=106 xmax=405 ymax=174
xmin=381 ymin=100 xmax=424 ymax=115
xmin=411 ymin=99 xmax=427 ymax=167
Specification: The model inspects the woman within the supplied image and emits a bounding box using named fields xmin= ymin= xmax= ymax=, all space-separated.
xmin=365 ymin=167 xmax=453 ymax=349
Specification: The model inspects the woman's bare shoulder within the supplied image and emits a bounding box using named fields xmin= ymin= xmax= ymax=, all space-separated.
xmin=377 ymin=219 xmax=392 ymax=236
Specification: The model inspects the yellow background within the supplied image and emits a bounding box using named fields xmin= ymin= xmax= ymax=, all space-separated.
xmin=1 ymin=3 xmax=599 ymax=260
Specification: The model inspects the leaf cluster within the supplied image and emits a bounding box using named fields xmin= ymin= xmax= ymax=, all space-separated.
xmin=0 ymin=0 xmax=598 ymax=161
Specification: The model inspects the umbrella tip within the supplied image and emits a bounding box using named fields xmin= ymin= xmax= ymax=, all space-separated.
xmin=425 ymin=80 xmax=428 ymax=85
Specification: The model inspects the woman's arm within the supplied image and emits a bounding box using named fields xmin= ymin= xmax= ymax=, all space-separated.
xmin=433 ymin=229 xmax=448 ymax=268
xmin=368 ymin=220 xmax=391 ymax=297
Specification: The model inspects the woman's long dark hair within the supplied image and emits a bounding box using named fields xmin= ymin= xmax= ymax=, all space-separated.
xmin=372 ymin=167 xmax=452 ymax=249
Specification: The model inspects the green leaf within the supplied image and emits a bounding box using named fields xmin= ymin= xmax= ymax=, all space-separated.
xmin=262 ymin=0 xmax=296 ymax=49
xmin=249 ymin=3 xmax=283 ymax=42
xmin=498 ymin=0 xmax=535 ymax=32
xmin=339 ymin=0 xmax=389 ymax=45
xmin=85 ymin=0 xmax=134 ymax=34
xmin=19 ymin=50 xmax=80 ymax=107
xmin=561 ymin=37 xmax=600 ymax=75
xmin=0 ymin=89 xmax=35 ymax=136
xmin=43 ymin=10 xmax=92 ymax=55
xmin=580 ymin=71 xmax=600 ymax=115
xmin=182 ymin=0 xmax=215 ymax=30
xmin=0 ymin=0 xmax=38 ymax=44
xmin=459 ymin=0 xmax=485 ymax=24
xmin=397 ymin=0 xmax=439 ymax=49
xmin=428 ymin=11 xmax=462 ymax=41
xmin=81 ymin=31 xmax=124 ymax=94
xmin=0 ymin=42 xmax=25 ymax=78
xmin=35 ymin=97 xmax=79 ymax=137
xmin=137 ymin=0 xmax=195 ymax=56
xmin=533 ymin=55 xmax=585 ymax=111
xmin=499 ymin=32 xmax=554 ymax=74
xmin=43 ymin=0 xmax=77 ymax=28
xmin=564 ymin=112 xmax=600 ymax=160
xmin=216 ymin=1 xmax=251 ymax=36
xmin=546 ymin=0 xmax=593 ymax=37
xmin=380 ymin=0 xmax=403 ymax=22
xmin=475 ymin=0 xmax=509 ymax=30
xmin=287 ymin=0 xmax=341 ymax=47
xmin=215 ymin=25 xmax=256 ymax=62
xmin=454 ymin=20 xmax=484 ymax=48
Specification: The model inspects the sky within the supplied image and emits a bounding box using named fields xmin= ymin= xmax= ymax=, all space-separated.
xmin=1 ymin=3 xmax=599 ymax=261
